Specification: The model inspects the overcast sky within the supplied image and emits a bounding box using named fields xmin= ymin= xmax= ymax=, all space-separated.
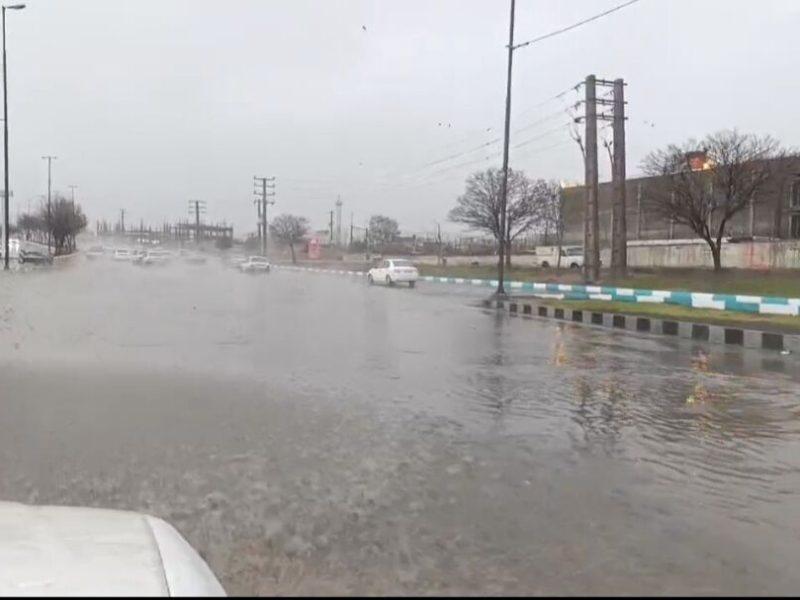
xmin=6 ymin=0 xmax=800 ymax=236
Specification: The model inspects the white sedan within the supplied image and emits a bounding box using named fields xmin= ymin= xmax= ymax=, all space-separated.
xmin=239 ymin=256 xmax=271 ymax=273
xmin=367 ymin=258 xmax=419 ymax=288
xmin=0 ymin=502 xmax=225 ymax=596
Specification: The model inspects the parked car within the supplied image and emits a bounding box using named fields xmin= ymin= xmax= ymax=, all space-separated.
xmin=18 ymin=249 xmax=53 ymax=265
xmin=113 ymin=248 xmax=132 ymax=262
xmin=538 ymin=246 xmax=585 ymax=269
xmin=183 ymin=253 xmax=207 ymax=265
xmin=0 ymin=501 xmax=225 ymax=596
xmin=367 ymin=258 xmax=419 ymax=287
xmin=239 ymin=256 xmax=271 ymax=273
xmin=85 ymin=245 xmax=105 ymax=260
xmin=142 ymin=250 xmax=172 ymax=266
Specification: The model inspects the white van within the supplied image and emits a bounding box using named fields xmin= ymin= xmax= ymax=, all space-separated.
xmin=537 ymin=246 xmax=585 ymax=269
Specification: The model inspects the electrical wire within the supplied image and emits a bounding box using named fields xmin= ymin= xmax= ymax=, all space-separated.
xmin=513 ymin=0 xmax=644 ymax=50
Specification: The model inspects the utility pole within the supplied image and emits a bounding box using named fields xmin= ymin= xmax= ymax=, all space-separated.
xmin=119 ymin=208 xmax=125 ymax=234
xmin=349 ymin=212 xmax=354 ymax=249
xmin=329 ymin=210 xmax=334 ymax=245
xmin=253 ymin=176 xmax=275 ymax=257
xmin=3 ymin=4 xmax=24 ymax=270
xmin=582 ymin=76 xmax=600 ymax=283
xmin=42 ymin=155 xmax=57 ymax=255
xmin=496 ymin=0 xmax=516 ymax=298
xmin=611 ymin=78 xmax=627 ymax=277
xmin=187 ymin=200 xmax=206 ymax=244
xmin=335 ymin=196 xmax=343 ymax=247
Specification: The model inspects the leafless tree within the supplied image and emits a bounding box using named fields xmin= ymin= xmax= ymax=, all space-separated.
xmin=270 ymin=214 xmax=309 ymax=263
xmin=367 ymin=215 xmax=400 ymax=251
xmin=642 ymin=130 xmax=790 ymax=271
xmin=448 ymin=168 xmax=544 ymax=267
xmin=538 ymin=180 xmax=566 ymax=268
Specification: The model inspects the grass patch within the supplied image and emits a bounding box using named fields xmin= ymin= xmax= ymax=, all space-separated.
xmin=536 ymin=299 xmax=800 ymax=334
xmin=417 ymin=263 xmax=800 ymax=298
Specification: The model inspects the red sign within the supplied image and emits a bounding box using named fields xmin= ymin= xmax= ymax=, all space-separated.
xmin=308 ymin=237 xmax=321 ymax=260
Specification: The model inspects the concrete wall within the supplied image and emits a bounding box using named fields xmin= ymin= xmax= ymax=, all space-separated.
xmin=615 ymin=239 xmax=800 ymax=270
xmin=407 ymin=239 xmax=800 ymax=270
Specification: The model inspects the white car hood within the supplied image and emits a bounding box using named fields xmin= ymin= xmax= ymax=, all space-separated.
xmin=0 ymin=502 xmax=225 ymax=597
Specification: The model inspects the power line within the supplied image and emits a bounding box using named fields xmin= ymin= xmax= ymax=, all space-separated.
xmin=511 ymin=122 xmax=572 ymax=150
xmin=513 ymin=0 xmax=644 ymax=50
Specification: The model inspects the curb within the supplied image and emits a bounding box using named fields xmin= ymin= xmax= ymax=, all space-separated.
xmin=488 ymin=298 xmax=799 ymax=356
xmin=421 ymin=276 xmax=800 ymax=317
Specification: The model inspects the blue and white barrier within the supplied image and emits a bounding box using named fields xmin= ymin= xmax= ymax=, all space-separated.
xmin=273 ymin=265 xmax=800 ymax=317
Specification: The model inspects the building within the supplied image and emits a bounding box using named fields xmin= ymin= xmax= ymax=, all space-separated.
xmin=561 ymin=156 xmax=800 ymax=246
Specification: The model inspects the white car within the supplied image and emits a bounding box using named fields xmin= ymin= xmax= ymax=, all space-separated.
xmin=85 ymin=245 xmax=105 ymax=260
xmin=113 ymin=248 xmax=132 ymax=262
xmin=0 ymin=502 xmax=225 ymax=596
xmin=367 ymin=258 xmax=419 ymax=288
xmin=539 ymin=246 xmax=585 ymax=269
xmin=239 ymin=256 xmax=271 ymax=273
xmin=142 ymin=250 xmax=172 ymax=266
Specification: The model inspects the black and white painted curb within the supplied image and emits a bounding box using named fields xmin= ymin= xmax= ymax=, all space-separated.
xmin=488 ymin=298 xmax=799 ymax=357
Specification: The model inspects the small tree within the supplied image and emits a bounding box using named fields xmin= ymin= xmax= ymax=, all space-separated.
xmin=538 ymin=180 xmax=566 ymax=268
xmin=368 ymin=215 xmax=399 ymax=251
xmin=448 ymin=168 xmax=543 ymax=267
xmin=642 ymin=130 xmax=789 ymax=271
xmin=38 ymin=195 xmax=87 ymax=255
xmin=17 ymin=212 xmax=44 ymax=242
xmin=270 ymin=214 xmax=309 ymax=263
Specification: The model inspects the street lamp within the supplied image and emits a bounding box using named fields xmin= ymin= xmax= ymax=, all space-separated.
xmin=2 ymin=3 xmax=24 ymax=270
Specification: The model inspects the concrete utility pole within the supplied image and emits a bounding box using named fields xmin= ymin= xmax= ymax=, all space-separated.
xmin=496 ymin=0 xmax=516 ymax=298
xmin=335 ymin=196 xmax=343 ymax=247
xmin=3 ymin=4 xmax=24 ymax=270
xmin=188 ymin=200 xmax=206 ymax=244
xmin=611 ymin=78 xmax=627 ymax=277
xmin=583 ymin=75 xmax=600 ymax=283
xmin=119 ymin=208 xmax=125 ymax=233
xmin=253 ymin=176 xmax=275 ymax=257
xmin=42 ymin=155 xmax=57 ymax=254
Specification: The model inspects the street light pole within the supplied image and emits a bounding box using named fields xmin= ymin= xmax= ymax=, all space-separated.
xmin=41 ymin=155 xmax=56 ymax=254
xmin=496 ymin=0 xmax=515 ymax=297
xmin=2 ymin=3 xmax=24 ymax=271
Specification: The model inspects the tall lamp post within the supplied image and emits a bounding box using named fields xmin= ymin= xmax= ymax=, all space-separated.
xmin=2 ymin=3 xmax=24 ymax=271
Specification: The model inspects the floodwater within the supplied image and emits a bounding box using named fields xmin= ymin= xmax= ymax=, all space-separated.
xmin=1 ymin=256 xmax=799 ymax=595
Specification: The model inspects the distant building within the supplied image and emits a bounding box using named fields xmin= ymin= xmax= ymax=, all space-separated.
xmin=561 ymin=156 xmax=800 ymax=245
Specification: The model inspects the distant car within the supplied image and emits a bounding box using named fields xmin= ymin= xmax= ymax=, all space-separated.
xmin=18 ymin=249 xmax=53 ymax=265
xmin=0 ymin=501 xmax=225 ymax=596
xmin=85 ymin=245 xmax=105 ymax=260
xmin=113 ymin=249 xmax=132 ymax=262
xmin=183 ymin=253 xmax=207 ymax=265
xmin=239 ymin=256 xmax=271 ymax=273
xmin=367 ymin=258 xmax=419 ymax=287
xmin=539 ymin=246 xmax=585 ymax=269
xmin=142 ymin=250 xmax=172 ymax=266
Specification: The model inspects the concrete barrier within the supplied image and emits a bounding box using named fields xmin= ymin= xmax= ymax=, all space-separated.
xmin=500 ymin=298 xmax=798 ymax=356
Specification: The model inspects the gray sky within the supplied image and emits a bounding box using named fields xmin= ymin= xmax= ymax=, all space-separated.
xmin=7 ymin=0 xmax=800 ymax=236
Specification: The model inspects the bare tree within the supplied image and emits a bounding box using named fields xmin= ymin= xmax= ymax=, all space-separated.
xmin=448 ymin=168 xmax=544 ymax=267
xmin=367 ymin=215 xmax=400 ymax=251
xmin=36 ymin=195 xmax=87 ymax=255
xmin=270 ymin=214 xmax=309 ymax=263
xmin=642 ymin=130 xmax=789 ymax=271
xmin=538 ymin=180 xmax=566 ymax=268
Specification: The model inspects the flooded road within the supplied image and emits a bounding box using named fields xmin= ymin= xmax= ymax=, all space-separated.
xmin=1 ymin=257 xmax=799 ymax=595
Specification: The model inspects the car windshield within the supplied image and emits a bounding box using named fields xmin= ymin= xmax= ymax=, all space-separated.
xmin=5 ymin=4 xmax=799 ymax=597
